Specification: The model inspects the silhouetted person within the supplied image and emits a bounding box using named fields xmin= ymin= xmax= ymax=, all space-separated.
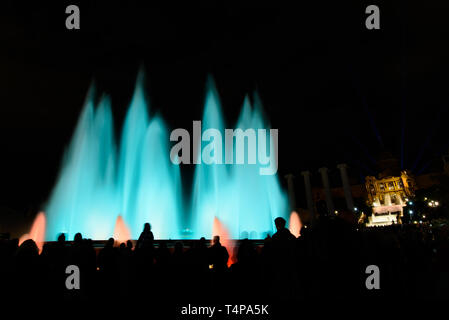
xmin=272 ymin=217 xmax=296 ymax=242
xmin=50 ymin=233 xmax=68 ymax=264
xmin=13 ymin=239 xmax=43 ymax=295
xmin=208 ymin=236 xmax=229 ymax=272
xmin=230 ymin=238 xmax=261 ymax=297
xmin=134 ymin=224 xmax=155 ymax=295
xmin=58 ymin=233 xmax=65 ymax=243
xmin=98 ymin=238 xmax=115 ymax=272
xmin=117 ymin=242 xmax=133 ymax=297
xmin=136 ymin=223 xmax=154 ymax=249
xmin=126 ymin=239 xmax=133 ymax=251
xmin=74 ymin=232 xmax=82 ymax=245
xmin=67 ymin=232 xmax=84 ymax=284
xmin=270 ymin=217 xmax=297 ymax=298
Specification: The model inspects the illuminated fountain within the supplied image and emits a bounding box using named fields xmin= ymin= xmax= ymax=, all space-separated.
xmin=45 ymin=74 xmax=288 ymax=240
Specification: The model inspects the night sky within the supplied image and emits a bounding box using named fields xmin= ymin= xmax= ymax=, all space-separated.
xmin=1 ymin=1 xmax=449 ymax=213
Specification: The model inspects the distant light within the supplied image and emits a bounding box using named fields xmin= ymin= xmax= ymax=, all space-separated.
xmin=408 ymin=201 xmax=413 ymax=205
xmin=423 ymin=215 xmax=426 ymax=218
xmin=405 ymin=198 xmax=409 ymax=201
xmin=435 ymin=201 xmax=439 ymax=206
xmin=419 ymin=220 xmax=423 ymax=224
xmin=334 ymin=210 xmax=338 ymax=214
xmin=409 ymin=210 xmax=413 ymax=214
xmin=424 ymin=197 xmax=428 ymax=201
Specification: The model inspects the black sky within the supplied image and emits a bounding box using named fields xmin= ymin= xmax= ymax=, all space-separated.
xmin=1 ymin=1 xmax=449 ymax=212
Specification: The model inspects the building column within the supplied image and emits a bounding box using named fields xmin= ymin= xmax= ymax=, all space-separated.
xmin=284 ymin=174 xmax=296 ymax=212
xmin=337 ymin=163 xmax=355 ymax=211
xmin=318 ymin=167 xmax=335 ymax=215
xmin=301 ymin=170 xmax=315 ymax=223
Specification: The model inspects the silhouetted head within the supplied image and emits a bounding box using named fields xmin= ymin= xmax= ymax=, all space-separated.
xmin=106 ymin=237 xmax=114 ymax=247
xmin=198 ymin=237 xmax=206 ymax=248
xmin=74 ymin=232 xmax=82 ymax=243
xmin=16 ymin=239 xmax=39 ymax=257
xmin=213 ymin=235 xmax=220 ymax=245
xmin=274 ymin=217 xmax=286 ymax=231
xmin=143 ymin=223 xmax=151 ymax=233
xmin=126 ymin=240 xmax=133 ymax=249
xmin=57 ymin=233 xmax=66 ymax=243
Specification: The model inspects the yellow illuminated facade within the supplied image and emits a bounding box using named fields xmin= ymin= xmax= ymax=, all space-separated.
xmin=365 ymin=170 xmax=416 ymax=226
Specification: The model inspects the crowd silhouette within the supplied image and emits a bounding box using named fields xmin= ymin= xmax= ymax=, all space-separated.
xmin=1 ymin=215 xmax=449 ymax=303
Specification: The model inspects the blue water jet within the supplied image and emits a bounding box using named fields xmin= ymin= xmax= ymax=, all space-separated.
xmin=190 ymin=82 xmax=288 ymax=239
xmin=46 ymin=92 xmax=118 ymax=239
xmin=45 ymin=75 xmax=288 ymax=240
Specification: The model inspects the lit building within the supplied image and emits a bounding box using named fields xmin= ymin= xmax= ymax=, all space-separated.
xmin=301 ymin=151 xmax=444 ymax=227
xmin=365 ymin=170 xmax=416 ymax=226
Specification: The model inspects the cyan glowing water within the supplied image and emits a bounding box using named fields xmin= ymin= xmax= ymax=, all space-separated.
xmin=45 ymin=77 xmax=288 ymax=240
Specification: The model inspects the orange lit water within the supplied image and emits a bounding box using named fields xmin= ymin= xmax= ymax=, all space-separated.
xmin=113 ymin=215 xmax=131 ymax=246
xmin=289 ymin=211 xmax=302 ymax=237
xmin=212 ymin=217 xmax=234 ymax=267
xmin=19 ymin=211 xmax=46 ymax=253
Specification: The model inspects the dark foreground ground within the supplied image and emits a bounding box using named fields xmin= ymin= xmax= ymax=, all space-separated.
xmin=1 ymin=216 xmax=449 ymax=317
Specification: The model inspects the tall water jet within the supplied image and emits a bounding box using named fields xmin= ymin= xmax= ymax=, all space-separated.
xmin=135 ymin=115 xmax=182 ymax=239
xmin=191 ymin=79 xmax=232 ymax=238
xmin=230 ymin=94 xmax=288 ymax=238
xmin=117 ymin=75 xmax=149 ymax=233
xmin=191 ymin=83 xmax=288 ymax=239
xmin=46 ymin=92 xmax=118 ymax=240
